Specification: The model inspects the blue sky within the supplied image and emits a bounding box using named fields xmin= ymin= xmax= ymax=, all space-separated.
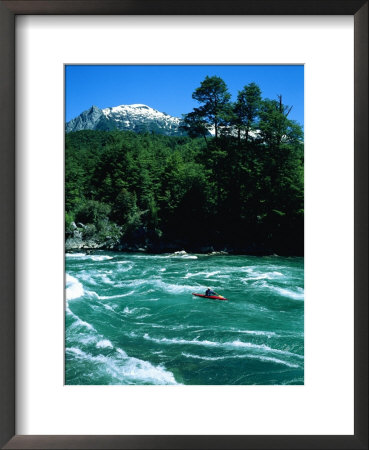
xmin=65 ymin=65 xmax=304 ymax=126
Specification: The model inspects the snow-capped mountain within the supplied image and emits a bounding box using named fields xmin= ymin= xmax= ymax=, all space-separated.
xmin=65 ymin=104 xmax=185 ymax=136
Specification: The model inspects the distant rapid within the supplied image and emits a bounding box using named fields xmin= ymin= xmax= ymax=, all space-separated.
xmin=65 ymin=252 xmax=304 ymax=385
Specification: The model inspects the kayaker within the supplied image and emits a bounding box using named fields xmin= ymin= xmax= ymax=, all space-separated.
xmin=205 ymin=287 xmax=217 ymax=296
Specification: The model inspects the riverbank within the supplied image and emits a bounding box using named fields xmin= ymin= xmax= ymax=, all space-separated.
xmin=65 ymin=223 xmax=300 ymax=256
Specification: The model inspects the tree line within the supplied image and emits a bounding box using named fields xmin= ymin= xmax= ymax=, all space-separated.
xmin=65 ymin=76 xmax=304 ymax=255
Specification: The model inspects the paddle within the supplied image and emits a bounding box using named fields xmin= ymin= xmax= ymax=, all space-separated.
xmin=212 ymin=290 xmax=224 ymax=299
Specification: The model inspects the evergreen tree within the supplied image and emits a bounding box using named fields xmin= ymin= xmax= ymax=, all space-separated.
xmin=258 ymin=95 xmax=302 ymax=150
xmin=187 ymin=75 xmax=231 ymax=139
xmin=234 ymin=82 xmax=262 ymax=146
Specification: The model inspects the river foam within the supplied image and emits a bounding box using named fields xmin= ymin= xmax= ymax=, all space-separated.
xmin=66 ymin=347 xmax=178 ymax=385
xmin=66 ymin=274 xmax=84 ymax=300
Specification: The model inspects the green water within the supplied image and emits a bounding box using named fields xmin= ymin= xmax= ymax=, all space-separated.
xmin=65 ymin=252 xmax=304 ymax=385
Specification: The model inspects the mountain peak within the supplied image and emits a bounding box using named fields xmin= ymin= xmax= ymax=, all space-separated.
xmin=66 ymin=103 xmax=185 ymax=136
xmin=129 ymin=104 xmax=150 ymax=108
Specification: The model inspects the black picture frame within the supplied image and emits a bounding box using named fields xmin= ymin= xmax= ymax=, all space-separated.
xmin=0 ymin=1 xmax=367 ymax=449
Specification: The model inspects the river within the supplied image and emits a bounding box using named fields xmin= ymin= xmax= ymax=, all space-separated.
xmin=65 ymin=251 xmax=304 ymax=385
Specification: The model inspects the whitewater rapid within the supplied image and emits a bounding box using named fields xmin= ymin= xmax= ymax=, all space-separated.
xmin=65 ymin=251 xmax=304 ymax=385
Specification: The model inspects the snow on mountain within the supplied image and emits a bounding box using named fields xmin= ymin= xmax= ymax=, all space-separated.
xmin=65 ymin=104 xmax=185 ymax=136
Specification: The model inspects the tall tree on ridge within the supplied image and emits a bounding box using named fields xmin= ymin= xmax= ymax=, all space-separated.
xmin=258 ymin=95 xmax=302 ymax=150
xmin=189 ymin=75 xmax=231 ymax=139
xmin=234 ymin=82 xmax=262 ymax=146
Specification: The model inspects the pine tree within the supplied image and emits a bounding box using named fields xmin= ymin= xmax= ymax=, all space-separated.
xmin=188 ymin=75 xmax=231 ymax=139
xmin=234 ymin=82 xmax=262 ymax=146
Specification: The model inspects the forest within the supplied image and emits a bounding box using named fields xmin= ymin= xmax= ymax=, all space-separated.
xmin=65 ymin=76 xmax=304 ymax=255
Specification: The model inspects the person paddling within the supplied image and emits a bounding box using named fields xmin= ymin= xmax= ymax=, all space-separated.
xmin=205 ymin=287 xmax=217 ymax=296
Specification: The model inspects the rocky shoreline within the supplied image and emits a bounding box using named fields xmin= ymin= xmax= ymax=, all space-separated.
xmin=65 ymin=222 xmax=283 ymax=256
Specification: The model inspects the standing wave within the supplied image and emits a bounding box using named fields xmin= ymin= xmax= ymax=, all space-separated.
xmin=66 ymin=347 xmax=179 ymax=385
xmin=141 ymin=333 xmax=303 ymax=362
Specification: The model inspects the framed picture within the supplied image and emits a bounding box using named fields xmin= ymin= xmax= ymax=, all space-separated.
xmin=0 ymin=1 xmax=367 ymax=449
xmin=65 ymin=63 xmax=305 ymax=388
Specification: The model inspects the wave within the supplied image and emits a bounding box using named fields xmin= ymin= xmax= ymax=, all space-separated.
xmin=99 ymin=291 xmax=135 ymax=300
xmin=95 ymin=273 xmax=115 ymax=285
xmin=182 ymin=352 xmax=226 ymax=361
xmin=282 ymin=378 xmax=304 ymax=385
xmin=181 ymin=352 xmax=299 ymax=368
xmin=78 ymin=272 xmax=98 ymax=286
xmin=79 ymin=335 xmax=99 ymax=345
xmin=244 ymin=354 xmax=299 ymax=368
xmin=96 ymin=339 xmax=113 ymax=349
xmin=89 ymin=255 xmax=114 ymax=261
xmin=256 ymin=280 xmax=304 ymax=300
xmin=271 ymin=286 xmax=304 ymax=300
xmin=115 ymin=264 xmax=134 ymax=273
xmin=241 ymin=269 xmax=285 ymax=283
xmin=123 ymin=306 xmax=140 ymax=315
xmin=184 ymin=270 xmax=220 ymax=279
xmin=66 ymin=274 xmax=84 ymax=300
xmin=102 ymin=304 xmax=115 ymax=312
xmin=241 ymin=275 xmax=270 ymax=282
xmin=230 ymin=329 xmax=277 ymax=338
xmin=142 ymin=334 xmax=303 ymax=360
xmin=66 ymin=253 xmax=86 ymax=258
xmin=112 ymin=278 xmax=200 ymax=295
xmin=65 ymin=346 xmax=178 ymax=385
xmin=165 ymin=251 xmax=198 ymax=260
xmin=136 ymin=323 xmax=201 ymax=332
xmin=126 ymin=253 xmax=198 ymax=261
xmin=65 ymin=253 xmax=113 ymax=262
xmin=65 ymin=274 xmax=109 ymax=304
xmin=66 ymin=347 xmax=86 ymax=356
xmin=67 ymin=309 xmax=96 ymax=332
xmin=114 ymin=279 xmax=147 ymax=288
xmin=230 ymin=339 xmax=304 ymax=359
xmin=151 ymin=279 xmax=200 ymax=294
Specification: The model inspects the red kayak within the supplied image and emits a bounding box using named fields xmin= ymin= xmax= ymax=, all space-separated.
xmin=192 ymin=293 xmax=228 ymax=301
